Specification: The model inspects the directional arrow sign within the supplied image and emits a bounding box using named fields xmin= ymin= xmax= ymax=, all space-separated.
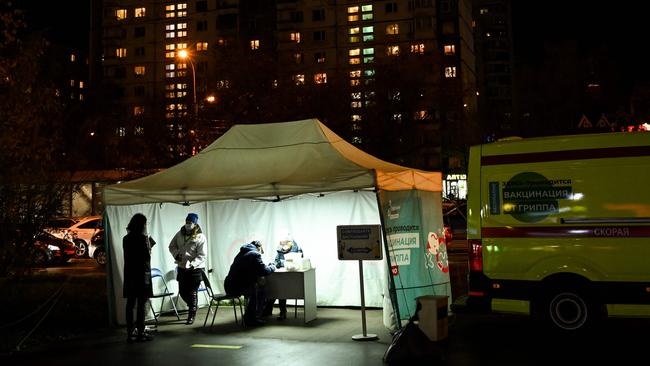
xmin=337 ymin=225 xmax=383 ymax=261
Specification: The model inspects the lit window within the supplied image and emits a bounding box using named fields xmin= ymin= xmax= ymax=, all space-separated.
xmin=177 ymin=11 xmax=187 ymax=17
xmin=196 ymin=42 xmax=208 ymax=51
xmin=350 ymin=79 xmax=360 ymax=86
xmin=444 ymin=44 xmax=456 ymax=55
xmin=349 ymin=27 xmax=360 ymax=35
xmin=392 ymin=113 xmax=402 ymax=122
xmin=348 ymin=14 xmax=359 ymax=21
xmin=166 ymin=5 xmax=175 ymax=11
xmin=177 ymin=31 xmax=187 ymax=37
xmin=415 ymin=110 xmax=427 ymax=120
xmin=349 ymin=48 xmax=360 ymax=56
xmin=116 ymin=9 xmax=127 ymax=20
xmin=362 ymin=26 xmax=374 ymax=33
xmin=166 ymin=71 xmax=175 ymax=78
xmin=363 ymin=48 xmax=374 ymax=55
xmin=349 ymin=36 xmax=360 ymax=43
xmin=314 ymin=73 xmax=327 ymax=84
xmin=79 ymin=94 xmax=84 ymax=101
xmin=177 ymin=23 xmax=187 ymax=29
xmin=134 ymin=66 xmax=146 ymax=76
xmin=177 ymin=63 xmax=187 ymax=70
xmin=166 ymin=44 xmax=175 ymax=50
xmin=70 ymin=54 xmax=76 ymax=62
xmin=386 ymin=24 xmax=399 ymax=35
xmin=361 ymin=5 xmax=373 ymax=12
xmin=480 ymin=8 xmax=488 ymax=14
xmin=165 ymin=84 xmax=175 ymax=90
xmin=387 ymin=45 xmax=399 ymax=56
xmin=166 ymin=92 xmax=175 ymax=98
xmin=166 ymin=51 xmax=176 ymax=58
xmin=364 ymin=69 xmax=375 ymax=77
xmin=314 ymin=52 xmax=326 ymax=63
xmin=217 ymin=38 xmax=228 ymax=47
xmin=135 ymin=7 xmax=146 ymax=17
xmin=116 ymin=48 xmax=127 ymax=58
xmin=363 ymin=57 xmax=374 ymax=64
xmin=217 ymin=80 xmax=230 ymax=88
xmin=166 ymin=24 xmax=175 ymax=31
xmin=70 ymin=79 xmax=75 ymax=87
xmin=176 ymin=91 xmax=187 ymax=97
xmin=177 ymin=83 xmax=188 ymax=90
xmin=352 ymin=136 xmax=362 ymax=144
xmin=166 ymin=32 xmax=175 ymax=38
xmin=117 ymin=127 xmax=126 ymax=137
xmin=349 ymin=70 xmax=361 ymax=78
xmin=134 ymin=106 xmax=144 ymax=116
xmin=79 ymin=81 xmax=84 ymax=88
xmin=177 ymin=3 xmax=187 ymax=9
xmin=349 ymin=58 xmax=360 ymax=65
xmin=348 ymin=6 xmax=359 ymax=13
xmin=294 ymin=52 xmax=303 ymax=64
xmin=363 ymin=35 xmax=374 ymax=42
xmin=411 ymin=43 xmax=425 ymax=54
xmin=362 ymin=13 xmax=373 ymax=20
xmin=351 ymin=101 xmax=362 ymax=108
xmin=293 ymin=74 xmax=305 ymax=85
xmin=445 ymin=66 xmax=457 ymax=78
xmin=250 ymin=39 xmax=260 ymax=50
xmin=351 ymin=92 xmax=361 ymax=99
xmin=290 ymin=32 xmax=301 ymax=43
xmin=135 ymin=126 xmax=144 ymax=135
xmin=177 ymin=43 xmax=187 ymax=49
xmin=351 ymin=115 xmax=362 ymax=121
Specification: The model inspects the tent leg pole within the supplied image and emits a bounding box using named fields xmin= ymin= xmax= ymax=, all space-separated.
xmin=374 ymin=186 xmax=402 ymax=329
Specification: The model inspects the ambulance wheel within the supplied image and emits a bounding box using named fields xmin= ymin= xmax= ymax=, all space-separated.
xmin=540 ymin=286 xmax=602 ymax=333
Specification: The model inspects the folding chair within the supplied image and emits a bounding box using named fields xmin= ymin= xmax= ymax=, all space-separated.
xmin=149 ymin=268 xmax=181 ymax=322
xmin=202 ymin=286 xmax=245 ymax=329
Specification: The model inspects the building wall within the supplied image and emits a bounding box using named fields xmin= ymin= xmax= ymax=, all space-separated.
xmin=95 ymin=0 xmax=476 ymax=172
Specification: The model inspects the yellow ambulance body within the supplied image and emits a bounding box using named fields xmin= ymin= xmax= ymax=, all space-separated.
xmin=467 ymin=131 xmax=650 ymax=331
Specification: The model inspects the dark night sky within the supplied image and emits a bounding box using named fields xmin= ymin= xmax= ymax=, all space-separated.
xmin=512 ymin=1 xmax=650 ymax=84
xmin=15 ymin=0 xmax=89 ymax=49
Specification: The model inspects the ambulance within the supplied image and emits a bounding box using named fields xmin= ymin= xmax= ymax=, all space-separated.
xmin=466 ymin=131 xmax=650 ymax=332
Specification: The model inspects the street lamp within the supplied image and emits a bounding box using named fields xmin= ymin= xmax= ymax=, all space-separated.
xmin=177 ymin=49 xmax=198 ymax=117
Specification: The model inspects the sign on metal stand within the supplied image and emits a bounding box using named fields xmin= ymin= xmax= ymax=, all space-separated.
xmin=337 ymin=224 xmax=382 ymax=341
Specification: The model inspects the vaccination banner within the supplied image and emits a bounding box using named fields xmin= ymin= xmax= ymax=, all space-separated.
xmin=380 ymin=189 xmax=451 ymax=323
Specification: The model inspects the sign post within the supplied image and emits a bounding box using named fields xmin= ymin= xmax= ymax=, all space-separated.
xmin=337 ymin=224 xmax=382 ymax=341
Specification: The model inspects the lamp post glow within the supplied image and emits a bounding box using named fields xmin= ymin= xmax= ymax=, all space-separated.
xmin=177 ymin=49 xmax=198 ymax=117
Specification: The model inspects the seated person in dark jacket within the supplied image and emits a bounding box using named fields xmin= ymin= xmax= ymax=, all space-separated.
xmin=262 ymin=238 xmax=303 ymax=320
xmin=224 ymin=241 xmax=276 ymax=326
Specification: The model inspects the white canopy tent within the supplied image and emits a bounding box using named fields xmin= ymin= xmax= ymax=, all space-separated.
xmin=103 ymin=119 xmax=443 ymax=326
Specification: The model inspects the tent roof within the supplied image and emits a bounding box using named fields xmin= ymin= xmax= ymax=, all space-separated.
xmin=104 ymin=119 xmax=441 ymax=205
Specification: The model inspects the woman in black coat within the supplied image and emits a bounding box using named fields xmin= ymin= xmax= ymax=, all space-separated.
xmin=123 ymin=213 xmax=156 ymax=342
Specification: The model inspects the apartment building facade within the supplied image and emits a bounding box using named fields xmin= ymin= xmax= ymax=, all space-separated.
xmin=92 ymin=0 xmax=476 ymax=171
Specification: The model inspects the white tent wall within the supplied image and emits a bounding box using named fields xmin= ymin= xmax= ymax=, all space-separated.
xmin=107 ymin=190 xmax=387 ymax=325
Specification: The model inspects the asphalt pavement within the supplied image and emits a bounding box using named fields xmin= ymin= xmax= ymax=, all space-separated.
xmin=6 ymin=301 xmax=650 ymax=366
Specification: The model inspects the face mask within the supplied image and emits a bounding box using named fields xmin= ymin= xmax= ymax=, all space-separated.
xmin=184 ymin=223 xmax=194 ymax=231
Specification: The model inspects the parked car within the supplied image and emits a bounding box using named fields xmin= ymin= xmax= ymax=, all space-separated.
xmin=33 ymin=231 xmax=77 ymax=266
xmin=89 ymin=231 xmax=107 ymax=266
xmin=45 ymin=216 xmax=103 ymax=257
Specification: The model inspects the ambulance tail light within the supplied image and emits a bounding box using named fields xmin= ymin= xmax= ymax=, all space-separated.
xmin=469 ymin=239 xmax=483 ymax=272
